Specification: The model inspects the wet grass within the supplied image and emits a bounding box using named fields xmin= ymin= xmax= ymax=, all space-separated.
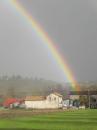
xmin=0 ymin=109 xmax=97 ymax=130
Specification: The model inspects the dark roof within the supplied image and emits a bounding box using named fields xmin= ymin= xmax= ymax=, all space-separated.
xmin=70 ymin=91 xmax=97 ymax=95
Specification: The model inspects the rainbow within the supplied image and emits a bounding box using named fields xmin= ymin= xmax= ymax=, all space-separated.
xmin=7 ymin=0 xmax=79 ymax=91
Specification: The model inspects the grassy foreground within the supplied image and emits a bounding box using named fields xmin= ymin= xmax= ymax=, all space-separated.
xmin=0 ymin=109 xmax=97 ymax=130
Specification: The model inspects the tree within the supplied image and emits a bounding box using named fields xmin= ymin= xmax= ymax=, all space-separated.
xmin=79 ymin=95 xmax=88 ymax=107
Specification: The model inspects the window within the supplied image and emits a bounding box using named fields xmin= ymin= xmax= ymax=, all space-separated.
xmin=54 ymin=97 xmax=56 ymax=101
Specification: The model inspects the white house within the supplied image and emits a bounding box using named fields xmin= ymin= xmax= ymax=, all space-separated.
xmin=25 ymin=92 xmax=63 ymax=109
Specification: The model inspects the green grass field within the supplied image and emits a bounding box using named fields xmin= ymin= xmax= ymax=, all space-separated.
xmin=0 ymin=109 xmax=97 ymax=130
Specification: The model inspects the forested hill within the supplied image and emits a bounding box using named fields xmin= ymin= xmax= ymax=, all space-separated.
xmin=0 ymin=77 xmax=68 ymax=97
xmin=0 ymin=76 xmax=97 ymax=97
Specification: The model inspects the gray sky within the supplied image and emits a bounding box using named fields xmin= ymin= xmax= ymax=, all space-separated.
xmin=0 ymin=0 xmax=97 ymax=82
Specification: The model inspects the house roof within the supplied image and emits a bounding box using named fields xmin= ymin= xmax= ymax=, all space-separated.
xmin=25 ymin=92 xmax=62 ymax=101
xmin=3 ymin=98 xmax=24 ymax=107
xmin=3 ymin=98 xmax=19 ymax=106
xmin=52 ymin=92 xmax=63 ymax=97
xmin=25 ymin=96 xmax=46 ymax=101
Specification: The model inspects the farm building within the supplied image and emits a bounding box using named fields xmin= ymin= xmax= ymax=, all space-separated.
xmin=63 ymin=99 xmax=73 ymax=107
xmin=3 ymin=98 xmax=25 ymax=108
xmin=25 ymin=92 xmax=63 ymax=109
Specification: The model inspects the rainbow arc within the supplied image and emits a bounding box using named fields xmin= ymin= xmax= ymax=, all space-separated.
xmin=8 ymin=0 xmax=79 ymax=91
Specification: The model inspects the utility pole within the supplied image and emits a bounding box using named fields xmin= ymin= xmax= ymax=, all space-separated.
xmin=88 ymin=89 xmax=91 ymax=109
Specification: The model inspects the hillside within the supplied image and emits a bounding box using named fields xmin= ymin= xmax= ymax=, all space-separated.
xmin=0 ymin=78 xmax=67 ymax=97
xmin=0 ymin=76 xmax=97 ymax=97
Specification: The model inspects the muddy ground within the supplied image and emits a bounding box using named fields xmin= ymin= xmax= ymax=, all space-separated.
xmin=0 ymin=109 xmax=64 ymax=118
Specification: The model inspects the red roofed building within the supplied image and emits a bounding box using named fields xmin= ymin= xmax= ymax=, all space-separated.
xmin=3 ymin=98 xmax=24 ymax=108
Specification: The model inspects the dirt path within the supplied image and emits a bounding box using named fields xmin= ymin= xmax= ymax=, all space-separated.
xmin=0 ymin=109 xmax=64 ymax=118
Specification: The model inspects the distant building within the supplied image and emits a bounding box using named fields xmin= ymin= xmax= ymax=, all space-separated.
xmin=70 ymin=95 xmax=80 ymax=100
xmin=3 ymin=98 xmax=24 ymax=108
xmin=25 ymin=92 xmax=63 ymax=109
xmin=63 ymin=99 xmax=74 ymax=107
xmin=90 ymin=95 xmax=97 ymax=108
xmin=70 ymin=91 xmax=97 ymax=108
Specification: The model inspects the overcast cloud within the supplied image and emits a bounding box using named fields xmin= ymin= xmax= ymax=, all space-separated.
xmin=0 ymin=0 xmax=97 ymax=82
